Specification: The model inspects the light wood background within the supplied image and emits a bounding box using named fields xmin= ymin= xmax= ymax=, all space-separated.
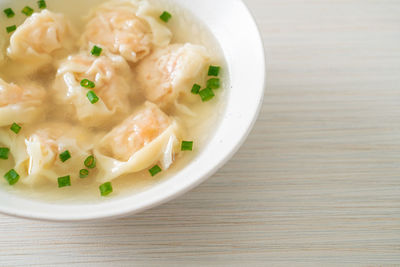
xmin=1 ymin=0 xmax=400 ymax=266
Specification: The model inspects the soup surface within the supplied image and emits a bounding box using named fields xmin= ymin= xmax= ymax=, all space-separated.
xmin=0 ymin=0 xmax=226 ymax=202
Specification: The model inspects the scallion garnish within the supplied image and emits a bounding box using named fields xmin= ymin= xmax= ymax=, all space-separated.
xmin=21 ymin=6 xmax=34 ymax=16
xmin=6 ymin=25 xmax=16 ymax=33
xmin=191 ymin=84 xmax=201 ymax=94
xmin=10 ymin=123 xmax=21 ymax=134
xmin=206 ymin=78 xmax=220 ymax=89
xmin=0 ymin=147 xmax=10 ymax=160
xmin=80 ymin=79 xmax=95 ymax=89
xmin=59 ymin=150 xmax=71 ymax=162
xmin=37 ymin=0 xmax=47 ymax=9
xmin=3 ymin=8 xmax=15 ymax=18
xmin=149 ymin=165 xmax=162 ymax=176
xmin=58 ymin=175 xmax=71 ymax=188
xmin=79 ymin=169 xmax=89 ymax=178
xmin=159 ymin=11 xmax=171 ymax=22
xmin=208 ymin=65 xmax=221 ymax=77
xmin=84 ymin=155 xmax=96 ymax=169
xmin=199 ymin=88 xmax=215 ymax=102
xmin=87 ymin=90 xmax=99 ymax=104
xmin=181 ymin=141 xmax=193 ymax=151
xmin=91 ymin=45 xmax=102 ymax=57
xmin=99 ymin=182 xmax=113 ymax=196
xmin=4 ymin=169 xmax=19 ymax=185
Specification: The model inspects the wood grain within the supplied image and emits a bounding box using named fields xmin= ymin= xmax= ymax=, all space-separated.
xmin=1 ymin=0 xmax=400 ymax=266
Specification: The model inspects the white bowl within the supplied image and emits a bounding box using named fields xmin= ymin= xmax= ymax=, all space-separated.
xmin=0 ymin=0 xmax=265 ymax=221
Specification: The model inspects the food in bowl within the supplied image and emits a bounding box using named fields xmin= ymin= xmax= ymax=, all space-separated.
xmin=0 ymin=0 xmax=226 ymax=199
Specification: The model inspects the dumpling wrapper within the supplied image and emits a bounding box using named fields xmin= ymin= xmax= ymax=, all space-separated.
xmin=0 ymin=129 xmax=30 ymax=177
xmin=95 ymin=102 xmax=183 ymax=182
xmin=81 ymin=0 xmax=172 ymax=63
xmin=0 ymin=78 xmax=46 ymax=126
xmin=7 ymin=10 xmax=76 ymax=71
xmin=136 ymin=43 xmax=211 ymax=109
xmin=54 ymin=52 xmax=133 ymax=126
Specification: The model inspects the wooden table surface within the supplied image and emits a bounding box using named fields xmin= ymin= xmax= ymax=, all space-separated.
xmin=1 ymin=0 xmax=400 ymax=266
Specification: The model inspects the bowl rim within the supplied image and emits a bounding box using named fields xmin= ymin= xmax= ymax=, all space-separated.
xmin=0 ymin=0 xmax=266 ymax=222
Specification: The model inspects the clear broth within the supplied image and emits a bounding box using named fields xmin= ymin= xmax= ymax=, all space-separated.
xmin=0 ymin=0 xmax=227 ymax=203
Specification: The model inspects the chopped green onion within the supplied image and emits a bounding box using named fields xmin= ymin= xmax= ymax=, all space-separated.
xmin=0 ymin=147 xmax=10 ymax=160
xmin=59 ymin=150 xmax=71 ymax=162
xmin=149 ymin=165 xmax=162 ymax=176
xmin=159 ymin=11 xmax=171 ymax=22
xmin=6 ymin=25 xmax=16 ymax=33
xmin=87 ymin=90 xmax=99 ymax=104
xmin=84 ymin=155 xmax=96 ymax=169
xmin=10 ymin=123 xmax=21 ymax=134
xmin=21 ymin=6 xmax=34 ymax=16
xmin=208 ymin=65 xmax=221 ymax=77
xmin=80 ymin=79 xmax=95 ymax=89
xmin=4 ymin=169 xmax=19 ymax=185
xmin=79 ymin=169 xmax=89 ymax=179
xmin=207 ymin=78 xmax=220 ymax=89
xmin=58 ymin=175 xmax=71 ymax=188
xmin=99 ymin=182 xmax=113 ymax=196
xmin=199 ymin=88 xmax=215 ymax=102
xmin=191 ymin=84 xmax=201 ymax=94
xmin=91 ymin=45 xmax=102 ymax=57
xmin=3 ymin=8 xmax=15 ymax=18
xmin=181 ymin=141 xmax=193 ymax=151
xmin=37 ymin=0 xmax=47 ymax=9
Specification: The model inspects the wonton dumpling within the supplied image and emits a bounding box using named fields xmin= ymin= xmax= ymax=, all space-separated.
xmin=54 ymin=52 xmax=133 ymax=126
xmin=0 ymin=78 xmax=45 ymax=126
xmin=81 ymin=0 xmax=172 ymax=63
xmin=15 ymin=123 xmax=94 ymax=186
xmin=7 ymin=10 xmax=76 ymax=70
xmin=136 ymin=43 xmax=210 ymax=108
xmin=95 ymin=102 xmax=183 ymax=182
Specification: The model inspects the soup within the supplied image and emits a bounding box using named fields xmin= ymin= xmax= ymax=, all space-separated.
xmin=0 ymin=0 xmax=226 ymax=202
